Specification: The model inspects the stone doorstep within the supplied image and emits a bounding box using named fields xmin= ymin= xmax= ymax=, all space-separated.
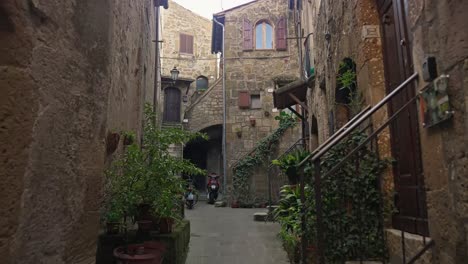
xmin=214 ymin=201 xmax=226 ymax=207
xmin=386 ymin=228 xmax=434 ymax=264
xmin=253 ymin=212 xmax=268 ymax=221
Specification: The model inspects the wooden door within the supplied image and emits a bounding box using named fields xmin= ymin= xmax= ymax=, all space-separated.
xmin=378 ymin=0 xmax=429 ymax=236
xmin=163 ymin=87 xmax=181 ymax=123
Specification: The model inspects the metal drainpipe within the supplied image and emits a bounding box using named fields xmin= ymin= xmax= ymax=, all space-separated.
xmin=154 ymin=2 xmax=160 ymax=123
xmin=213 ymin=17 xmax=227 ymax=197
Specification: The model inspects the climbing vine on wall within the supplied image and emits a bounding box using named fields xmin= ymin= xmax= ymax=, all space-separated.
xmin=232 ymin=111 xmax=296 ymax=203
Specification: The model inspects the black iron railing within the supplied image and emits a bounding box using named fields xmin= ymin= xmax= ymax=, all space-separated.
xmin=297 ymin=72 xmax=435 ymax=263
xmin=267 ymin=138 xmax=306 ymax=206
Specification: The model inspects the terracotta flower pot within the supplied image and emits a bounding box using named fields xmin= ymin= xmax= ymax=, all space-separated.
xmin=106 ymin=222 xmax=120 ymax=235
xmin=113 ymin=241 xmax=166 ymax=264
xmin=231 ymin=201 xmax=239 ymax=208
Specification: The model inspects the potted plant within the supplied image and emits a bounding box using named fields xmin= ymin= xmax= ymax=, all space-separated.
xmin=123 ymin=131 xmax=136 ymax=146
xmin=106 ymin=104 xmax=207 ymax=236
xmin=105 ymin=210 xmax=122 ymax=235
xmin=272 ymin=149 xmax=310 ymax=185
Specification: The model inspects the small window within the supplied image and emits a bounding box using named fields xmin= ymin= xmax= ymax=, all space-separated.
xmin=180 ymin=33 xmax=194 ymax=54
xmin=255 ymin=22 xmax=273 ymax=49
xmin=196 ymin=76 xmax=208 ymax=91
xmin=250 ymin=94 xmax=261 ymax=109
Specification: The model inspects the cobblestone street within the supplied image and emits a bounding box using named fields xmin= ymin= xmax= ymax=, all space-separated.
xmin=185 ymin=202 xmax=289 ymax=264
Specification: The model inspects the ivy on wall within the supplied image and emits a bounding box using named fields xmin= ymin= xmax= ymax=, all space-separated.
xmin=232 ymin=111 xmax=296 ymax=203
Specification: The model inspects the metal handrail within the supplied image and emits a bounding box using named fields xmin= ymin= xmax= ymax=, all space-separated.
xmin=300 ymin=72 xmax=420 ymax=264
xmin=268 ymin=137 xmax=305 ymax=168
xmin=298 ymin=72 xmax=418 ymax=168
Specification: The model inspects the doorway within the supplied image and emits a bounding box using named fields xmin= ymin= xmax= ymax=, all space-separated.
xmin=378 ymin=0 xmax=429 ymax=236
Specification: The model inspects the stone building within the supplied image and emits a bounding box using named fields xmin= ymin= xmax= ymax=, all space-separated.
xmin=296 ymin=0 xmax=468 ymax=262
xmin=159 ymin=0 xmax=218 ymax=125
xmin=203 ymin=0 xmax=302 ymax=200
xmin=0 ymin=0 xmax=160 ymax=263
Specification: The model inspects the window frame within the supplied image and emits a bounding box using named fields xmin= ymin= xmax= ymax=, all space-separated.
xmin=196 ymin=76 xmax=209 ymax=91
xmin=254 ymin=20 xmax=274 ymax=50
xmin=250 ymin=94 xmax=262 ymax=109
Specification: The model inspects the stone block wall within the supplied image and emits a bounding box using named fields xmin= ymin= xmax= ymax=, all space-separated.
xmin=0 ymin=1 xmax=156 ymax=263
xmin=160 ymin=0 xmax=217 ymax=81
xmin=304 ymin=0 xmax=468 ymax=262
xmin=409 ymin=0 xmax=468 ymax=262
xmin=220 ymin=0 xmax=301 ymax=199
xmin=184 ymin=79 xmax=224 ymax=133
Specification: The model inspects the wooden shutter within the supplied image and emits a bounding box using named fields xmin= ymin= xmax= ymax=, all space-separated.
xmin=243 ymin=19 xmax=253 ymax=51
xmin=187 ymin=35 xmax=194 ymax=54
xmin=180 ymin=34 xmax=193 ymax=54
xmin=238 ymin=91 xmax=250 ymax=108
xmin=276 ymin=17 xmax=287 ymax=50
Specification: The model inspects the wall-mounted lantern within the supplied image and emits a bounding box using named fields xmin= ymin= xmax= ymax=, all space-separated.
xmin=170 ymin=66 xmax=179 ymax=85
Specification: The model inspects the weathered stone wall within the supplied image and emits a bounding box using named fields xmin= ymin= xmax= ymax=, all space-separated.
xmin=184 ymin=79 xmax=223 ymax=133
xmin=409 ymin=0 xmax=468 ymax=263
xmin=304 ymin=0 xmax=468 ymax=262
xmin=221 ymin=0 xmax=301 ymax=199
xmin=0 ymin=1 xmax=156 ymax=263
xmin=160 ymin=0 xmax=217 ymax=81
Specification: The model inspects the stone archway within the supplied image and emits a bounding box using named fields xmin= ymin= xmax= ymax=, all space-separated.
xmin=183 ymin=124 xmax=223 ymax=191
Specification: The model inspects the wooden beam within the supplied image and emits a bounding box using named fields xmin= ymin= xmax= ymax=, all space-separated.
xmin=287 ymin=106 xmax=304 ymax=120
xmin=288 ymin=93 xmax=308 ymax=112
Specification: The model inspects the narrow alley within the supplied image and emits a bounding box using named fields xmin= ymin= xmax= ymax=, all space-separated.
xmin=185 ymin=203 xmax=289 ymax=264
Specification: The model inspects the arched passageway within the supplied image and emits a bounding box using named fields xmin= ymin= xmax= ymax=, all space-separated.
xmin=183 ymin=124 xmax=223 ymax=191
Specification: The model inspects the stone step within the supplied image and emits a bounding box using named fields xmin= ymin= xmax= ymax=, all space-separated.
xmin=214 ymin=201 xmax=226 ymax=207
xmin=253 ymin=212 xmax=268 ymax=221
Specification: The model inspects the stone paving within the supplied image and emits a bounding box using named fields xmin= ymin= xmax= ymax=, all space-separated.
xmin=185 ymin=202 xmax=290 ymax=264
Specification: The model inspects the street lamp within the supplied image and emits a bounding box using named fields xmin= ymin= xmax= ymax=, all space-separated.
xmin=170 ymin=66 xmax=180 ymax=85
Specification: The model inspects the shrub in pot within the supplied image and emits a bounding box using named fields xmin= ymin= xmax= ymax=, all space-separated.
xmin=272 ymin=149 xmax=311 ymax=185
xmin=105 ymin=104 xmax=207 ymax=235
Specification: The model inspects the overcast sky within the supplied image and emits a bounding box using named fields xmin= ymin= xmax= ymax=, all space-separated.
xmin=172 ymin=0 xmax=255 ymax=19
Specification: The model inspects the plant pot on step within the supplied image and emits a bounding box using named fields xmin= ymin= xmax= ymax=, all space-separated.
xmin=106 ymin=222 xmax=120 ymax=235
xmin=158 ymin=217 xmax=174 ymax=234
xmin=113 ymin=241 xmax=165 ymax=264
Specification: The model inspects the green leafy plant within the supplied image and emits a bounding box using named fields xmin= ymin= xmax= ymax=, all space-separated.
xmin=232 ymin=111 xmax=296 ymax=203
xmin=105 ymin=104 xmax=208 ymax=224
xmin=272 ymin=149 xmax=311 ymax=184
xmin=122 ymin=131 xmax=136 ymax=145
xmin=337 ymin=61 xmax=364 ymax=116
xmin=303 ymin=131 xmax=388 ymax=262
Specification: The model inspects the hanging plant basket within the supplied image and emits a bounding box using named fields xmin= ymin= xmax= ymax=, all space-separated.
xmin=106 ymin=132 xmax=120 ymax=154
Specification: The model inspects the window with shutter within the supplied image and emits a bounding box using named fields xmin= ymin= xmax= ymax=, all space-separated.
xmin=238 ymin=91 xmax=250 ymax=108
xmin=255 ymin=22 xmax=273 ymax=49
xmin=243 ymin=19 xmax=253 ymax=50
xmin=276 ymin=17 xmax=287 ymax=50
xmin=179 ymin=33 xmax=194 ymax=54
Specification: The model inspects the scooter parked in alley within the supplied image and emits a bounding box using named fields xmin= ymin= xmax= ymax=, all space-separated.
xmin=207 ymin=172 xmax=220 ymax=204
xmin=185 ymin=186 xmax=196 ymax=209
